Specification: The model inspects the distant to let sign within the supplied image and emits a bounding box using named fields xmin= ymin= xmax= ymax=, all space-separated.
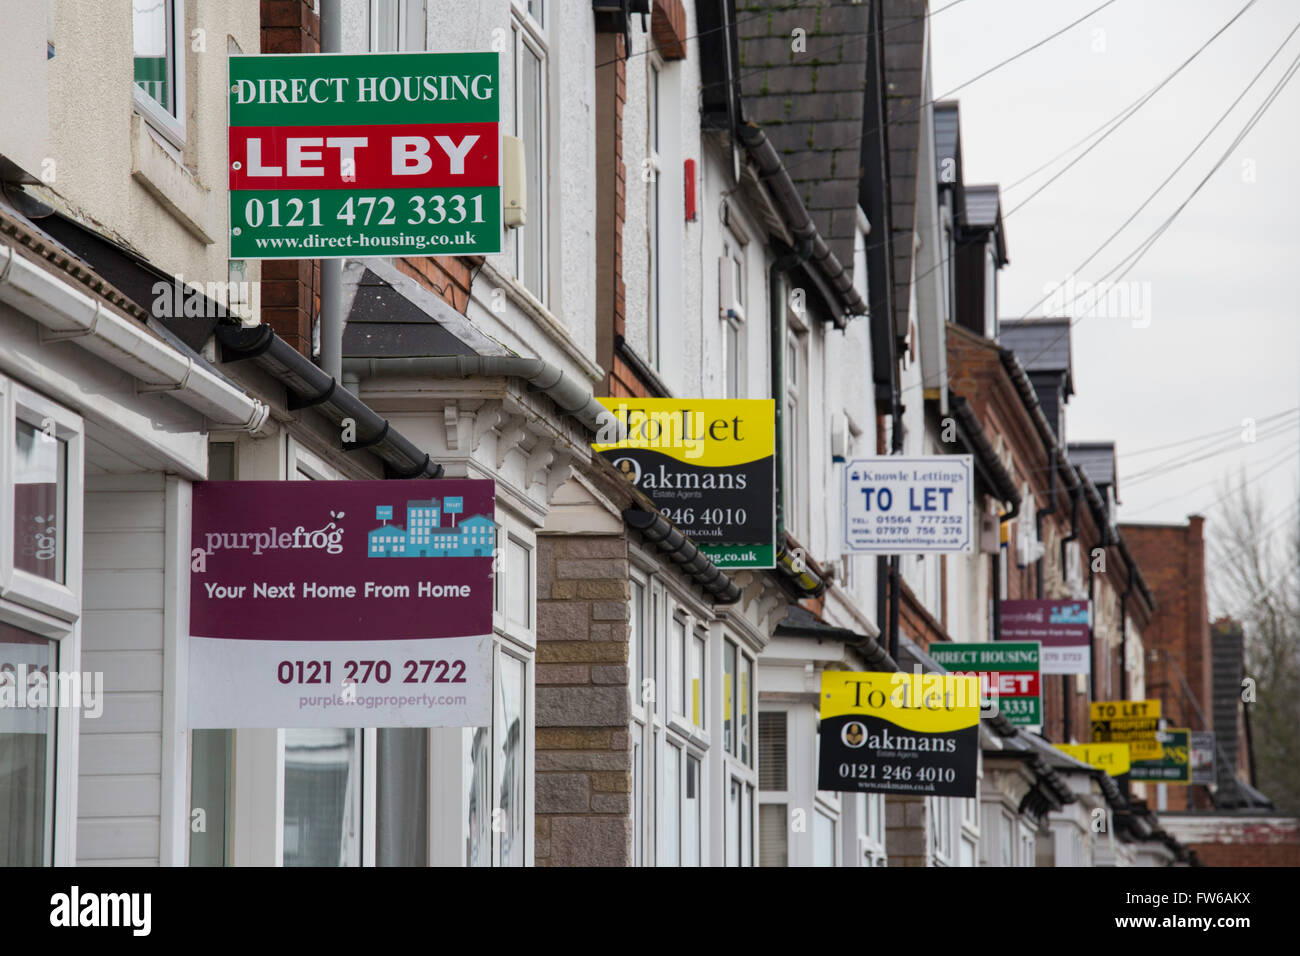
xmin=228 ymin=51 xmax=501 ymax=259
xmin=999 ymin=599 xmax=1091 ymax=675
xmin=1130 ymin=728 xmax=1192 ymax=784
xmin=929 ymin=641 xmax=1042 ymax=726
xmin=1056 ymin=742 xmax=1131 ymax=777
xmin=1090 ymin=699 xmax=1162 ymax=761
xmin=188 ymin=480 xmax=495 ymax=729
xmin=1190 ymin=730 xmax=1216 ymax=785
xmin=843 ymin=457 xmax=973 ymax=554
xmin=817 ymin=671 xmax=980 ymax=798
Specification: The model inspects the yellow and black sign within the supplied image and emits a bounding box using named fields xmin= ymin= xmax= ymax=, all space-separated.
xmin=817 ymin=671 xmax=980 ymax=798
xmin=1130 ymin=728 xmax=1192 ymax=784
xmin=593 ymin=399 xmax=775 ymax=568
xmin=1056 ymin=742 xmax=1131 ymax=776
xmin=1090 ymin=699 xmax=1162 ymax=760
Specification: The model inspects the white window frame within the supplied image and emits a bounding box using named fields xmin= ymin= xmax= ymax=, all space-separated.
xmin=0 ymin=375 xmax=85 ymax=867
xmin=512 ymin=8 xmax=548 ymax=305
xmin=721 ymin=234 xmax=747 ymax=399
xmin=132 ymin=0 xmax=187 ymax=148
xmin=784 ymin=328 xmax=808 ymax=539
xmin=630 ymin=558 xmax=718 ymax=866
xmin=1 ymin=382 xmax=84 ymax=621
xmin=369 ymin=0 xmax=427 ymax=51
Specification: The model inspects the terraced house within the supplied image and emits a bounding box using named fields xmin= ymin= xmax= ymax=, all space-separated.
xmin=0 ymin=0 xmax=1244 ymax=869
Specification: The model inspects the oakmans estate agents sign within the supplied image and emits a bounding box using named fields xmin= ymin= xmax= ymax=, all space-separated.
xmin=228 ymin=51 xmax=501 ymax=259
xmin=593 ymin=399 xmax=776 ymax=568
xmin=817 ymin=671 xmax=980 ymax=798
xmin=188 ymin=480 xmax=494 ymax=728
xmin=843 ymin=457 xmax=973 ymax=554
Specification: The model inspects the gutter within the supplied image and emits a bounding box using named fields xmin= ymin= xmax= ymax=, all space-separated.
xmin=217 ymin=325 xmax=442 ymax=479
xmin=774 ymin=608 xmax=896 ymax=672
xmin=623 ymin=509 xmax=741 ymax=603
xmin=0 ymin=243 xmax=268 ymax=432
xmin=736 ymin=122 xmax=869 ymax=328
xmin=343 ymin=355 xmax=615 ymax=436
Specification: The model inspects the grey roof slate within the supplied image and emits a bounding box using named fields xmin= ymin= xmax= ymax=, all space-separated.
xmin=736 ymin=0 xmax=871 ymax=276
xmin=964 ymin=184 xmax=1002 ymax=229
xmin=1068 ymin=442 xmax=1117 ymax=490
xmin=934 ymin=100 xmax=960 ymax=184
xmin=999 ymin=318 xmax=1073 ymax=379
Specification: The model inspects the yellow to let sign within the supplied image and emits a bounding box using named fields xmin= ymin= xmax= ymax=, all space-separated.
xmin=1090 ymin=699 xmax=1161 ymax=721
xmin=1057 ymin=742 xmax=1131 ymax=776
xmin=821 ymin=671 xmax=980 ymax=733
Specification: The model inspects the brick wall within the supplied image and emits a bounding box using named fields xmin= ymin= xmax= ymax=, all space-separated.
xmin=594 ymin=33 xmax=628 ymax=397
xmin=1121 ymin=518 xmax=1214 ymax=810
xmin=534 ymin=534 xmax=633 ymax=866
xmin=886 ymin=795 xmax=929 ymax=866
xmin=396 ymin=255 xmax=480 ymax=313
xmin=259 ymin=0 xmax=320 ymax=354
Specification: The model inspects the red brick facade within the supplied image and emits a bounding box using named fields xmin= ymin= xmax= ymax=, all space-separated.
xmin=258 ymin=1 xmax=321 ymax=355
xmin=1121 ymin=518 xmax=1214 ymax=811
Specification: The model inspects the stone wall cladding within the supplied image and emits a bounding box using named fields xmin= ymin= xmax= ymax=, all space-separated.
xmin=534 ymin=533 xmax=633 ymax=866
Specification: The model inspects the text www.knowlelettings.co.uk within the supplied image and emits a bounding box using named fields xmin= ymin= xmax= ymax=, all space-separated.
xmin=254 ymin=230 xmax=478 ymax=251
xmin=1114 ymin=916 xmax=1250 ymax=929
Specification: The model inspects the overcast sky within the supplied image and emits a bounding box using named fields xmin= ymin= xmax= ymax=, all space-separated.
xmin=930 ymin=0 xmax=1300 ymax=592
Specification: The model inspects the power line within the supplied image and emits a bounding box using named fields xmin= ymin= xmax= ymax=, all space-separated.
xmin=1122 ymin=441 xmax=1300 ymax=519
xmin=1124 ymin=418 xmax=1300 ymax=487
xmin=1002 ymin=42 xmax=1300 ymax=379
xmin=746 ymin=0 xmax=1122 ymax=186
xmin=1002 ymin=0 xmax=1262 ymax=217
xmin=1123 ymin=407 xmax=1299 ymax=458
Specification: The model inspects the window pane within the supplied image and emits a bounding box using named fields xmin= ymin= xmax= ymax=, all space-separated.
xmin=683 ymin=754 xmax=701 ymax=866
xmin=742 ymin=784 xmax=754 ymax=866
xmin=725 ymin=321 xmax=739 ymax=398
xmin=13 ymin=420 xmax=67 ymax=584
xmin=813 ymin=811 xmax=835 ymax=867
xmin=133 ymin=0 xmax=174 ymax=115
xmin=377 ymin=728 xmax=427 ymax=866
xmin=759 ymin=803 xmax=787 ymax=867
xmin=372 ymin=0 xmax=399 ymax=50
xmin=520 ymin=40 xmax=544 ymax=299
xmin=726 ymin=777 xmax=741 ymax=866
xmin=506 ymin=538 xmax=531 ymax=628
xmin=661 ymin=743 xmax=680 ymax=866
xmin=668 ymin=617 xmax=683 ymax=717
xmin=631 ymin=722 xmax=644 ymax=865
xmin=496 ymin=655 xmax=526 ymax=866
xmin=690 ymin=635 xmax=704 ymax=728
xmin=630 ymin=582 xmax=644 ymax=702
xmin=0 ymin=623 xmax=56 ymax=866
xmin=190 ymin=729 xmax=231 ymax=866
xmin=283 ymin=729 xmax=359 ymax=867
xmin=740 ymin=655 xmax=752 ymax=765
xmin=723 ymin=642 xmax=736 ymax=754
xmin=467 ymin=726 xmax=491 ymax=866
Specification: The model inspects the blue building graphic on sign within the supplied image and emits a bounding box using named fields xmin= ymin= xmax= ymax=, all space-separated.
xmin=1049 ymin=602 xmax=1090 ymax=625
xmin=368 ymin=500 xmax=494 ymax=558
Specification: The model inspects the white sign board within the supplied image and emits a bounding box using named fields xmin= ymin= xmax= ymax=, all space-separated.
xmin=844 ymin=456 xmax=974 ymax=555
